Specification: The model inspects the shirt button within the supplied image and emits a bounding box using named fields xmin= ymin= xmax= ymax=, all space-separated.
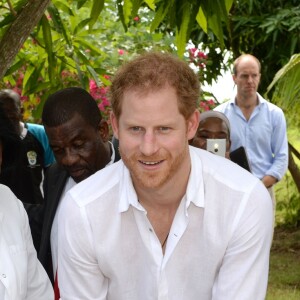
xmin=2 ymin=274 xmax=6 ymax=278
xmin=149 ymin=228 xmax=153 ymax=232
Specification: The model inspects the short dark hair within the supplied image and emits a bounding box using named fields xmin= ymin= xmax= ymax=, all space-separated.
xmin=0 ymin=103 xmax=21 ymax=167
xmin=110 ymin=52 xmax=200 ymax=120
xmin=42 ymin=87 xmax=102 ymax=128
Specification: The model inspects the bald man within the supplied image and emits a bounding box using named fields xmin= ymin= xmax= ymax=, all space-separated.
xmin=215 ymin=54 xmax=288 ymax=204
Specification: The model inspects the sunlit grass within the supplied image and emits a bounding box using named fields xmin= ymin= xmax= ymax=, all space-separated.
xmin=267 ymin=226 xmax=300 ymax=299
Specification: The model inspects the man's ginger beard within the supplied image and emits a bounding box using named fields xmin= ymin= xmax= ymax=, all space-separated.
xmin=120 ymin=141 xmax=189 ymax=190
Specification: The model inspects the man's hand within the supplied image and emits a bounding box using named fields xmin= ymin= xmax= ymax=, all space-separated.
xmin=261 ymin=175 xmax=277 ymax=188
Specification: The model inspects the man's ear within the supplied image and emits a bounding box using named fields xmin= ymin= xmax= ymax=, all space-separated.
xmin=110 ymin=112 xmax=119 ymax=140
xmin=187 ymin=109 xmax=200 ymax=140
xmin=98 ymin=119 xmax=109 ymax=142
xmin=232 ymin=74 xmax=237 ymax=85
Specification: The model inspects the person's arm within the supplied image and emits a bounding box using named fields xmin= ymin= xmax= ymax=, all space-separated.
xmin=58 ymin=194 xmax=108 ymax=300
xmin=18 ymin=199 xmax=54 ymax=299
xmin=212 ymin=180 xmax=273 ymax=300
xmin=265 ymin=109 xmax=288 ymax=183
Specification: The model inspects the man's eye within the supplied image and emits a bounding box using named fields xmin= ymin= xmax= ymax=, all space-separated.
xmin=130 ymin=127 xmax=142 ymax=132
xmin=73 ymin=142 xmax=84 ymax=148
xmin=159 ymin=127 xmax=170 ymax=133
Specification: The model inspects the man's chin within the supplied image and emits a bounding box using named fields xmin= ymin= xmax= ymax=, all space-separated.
xmin=70 ymin=169 xmax=90 ymax=183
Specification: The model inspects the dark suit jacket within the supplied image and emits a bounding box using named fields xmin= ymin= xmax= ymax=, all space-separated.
xmin=38 ymin=163 xmax=68 ymax=283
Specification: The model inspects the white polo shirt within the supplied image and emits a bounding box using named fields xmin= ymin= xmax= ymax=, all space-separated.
xmin=58 ymin=146 xmax=273 ymax=300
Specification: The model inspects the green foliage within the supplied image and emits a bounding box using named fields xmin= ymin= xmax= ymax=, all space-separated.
xmin=266 ymin=54 xmax=300 ymax=127
xmin=275 ymin=126 xmax=300 ymax=227
xmin=229 ymin=0 xmax=300 ymax=92
xmin=0 ymin=0 xmax=176 ymax=121
xmin=1 ymin=0 xmax=228 ymax=122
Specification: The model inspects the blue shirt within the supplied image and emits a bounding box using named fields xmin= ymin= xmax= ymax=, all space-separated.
xmin=214 ymin=93 xmax=288 ymax=180
xmin=27 ymin=123 xmax=55 ymax=166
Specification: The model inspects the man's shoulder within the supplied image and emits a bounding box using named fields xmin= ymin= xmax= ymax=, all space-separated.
xmin=214 ymin=100 xmax=233 ymax=112
xmin=0 ymin=184 xmax=22 ymax=216
xmin=45 ymin=162 xmax=68 ymax=182
xmin=68 ymin=160 xmax=123 ymax=207
xmin=191 ymin=147 xmax=259 ymax=193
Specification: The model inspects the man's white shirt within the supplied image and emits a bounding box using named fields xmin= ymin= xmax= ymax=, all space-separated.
xmin=58 ymin=146 xmax=273 ymax=300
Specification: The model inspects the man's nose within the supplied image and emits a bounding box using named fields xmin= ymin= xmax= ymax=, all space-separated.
xmin=61 ymin=149 xmax=79 ymax=166
xmin=247 ymin=75 xmax=254 ymax=83
xmin=139 ymin=132 xmax=159 ymax=156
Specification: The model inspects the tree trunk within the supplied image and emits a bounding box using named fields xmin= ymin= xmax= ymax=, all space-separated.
xmin=0 ymin=0 xmax=51 ymax=79
xmin=288 ymin=143 xmax=300 ymax=193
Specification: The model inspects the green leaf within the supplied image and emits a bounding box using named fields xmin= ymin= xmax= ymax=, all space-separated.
xmin=77 ymin=0 xmax=88 ymax=9
xmin=123 ymin=0 xmax=133 ymax=25
xmin=89 ymin=0 xmax=105 ymax=29
xmin=53 ymin=0 xmax=74 ymax=16
xmin=74 ymin=18 xmax=91 ymax=35
xmin=144 ymin=0 xmax=156 ymax=10
xmin=73 ymin=46 xmax=90 ymax=65
xmin=176 ymin=3 xmax=190 ymax=57
xmin=131 ymin=0 xmax=143 ymax=17
xmin=47 ymin=4 xmax=71 ymax=45
xmin=266 ymin=54 xmax=300 ymax=94
xmin=41 ymin=15 xmax=55 ymax=82
xmin=225 ymin=0 xmax=234 ymax=12
xmin=117 ymin=0 xmax=127 ymax=31
xmin=73 ymin=38 xmax=104 ymax=56
xmin=22 ymin=65 xmax=36 ymax=93
xmin=4 ymin=60 xmax=24 ymax=76
xmin=196 ymin=6 xmax=207 ymax=33
xmin=150 ymin=2 xmax=170 ymax=32
xmin=87 ymin=65 xmax=101 ymax=86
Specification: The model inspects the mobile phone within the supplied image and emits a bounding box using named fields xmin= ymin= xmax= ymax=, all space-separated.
xmin=206 ymin=139 xmax=226 ymax=157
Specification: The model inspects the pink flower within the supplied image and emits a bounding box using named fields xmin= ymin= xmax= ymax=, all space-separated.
xmin=133 ymin=16 xmax=139 ymax=21
xmin=89 ymin=79 xmax=97 ymax=90
xmin=98 ymin=103 xmax=105 ymax=111
xmin=61 ymin=70 xmax=69 ymax=78
xmin=189 ymin=48 xmax=197 ymax=57
xmin=197 ymin=52 xmax=207 ymax=59
xmin=118 ymin=49 xmax=124 ymax=55
xmin=208 ymin=99 xmax=215 ymax=106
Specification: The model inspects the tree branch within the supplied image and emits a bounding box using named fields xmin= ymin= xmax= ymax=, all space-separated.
xmin=0 ymin=0 xmax=51 ymax=79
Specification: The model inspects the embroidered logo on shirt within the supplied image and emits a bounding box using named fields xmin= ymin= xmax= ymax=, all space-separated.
xmin=27 ymin=151 xmax=37 ymax=166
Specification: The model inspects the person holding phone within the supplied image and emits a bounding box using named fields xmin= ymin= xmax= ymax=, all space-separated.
xmin=189 ymin=110 xmax=231 ymax=158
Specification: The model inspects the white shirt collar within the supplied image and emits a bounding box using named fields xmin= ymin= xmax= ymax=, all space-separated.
xmin=118 ymin=146 xmax=205 ymax=213
xmin=106 ymin=141 xmax=115 ymax=166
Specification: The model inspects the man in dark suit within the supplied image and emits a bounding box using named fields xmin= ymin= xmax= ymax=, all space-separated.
xmin=35 ymin=87 xmax=118 ymax=291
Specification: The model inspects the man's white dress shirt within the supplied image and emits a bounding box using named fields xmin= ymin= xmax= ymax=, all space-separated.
xmin=51 ymin=141 xmax=116 ymax=276
xmin=58 ymin=146 xmax=273 ymax=300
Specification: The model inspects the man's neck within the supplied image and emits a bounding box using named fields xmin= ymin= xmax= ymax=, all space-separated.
xmin=235 ymin=93 xmax=258 ymax=120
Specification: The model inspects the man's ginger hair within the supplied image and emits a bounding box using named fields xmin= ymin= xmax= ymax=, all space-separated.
xmin=109 ymin=52 xmax=200 ymax=120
